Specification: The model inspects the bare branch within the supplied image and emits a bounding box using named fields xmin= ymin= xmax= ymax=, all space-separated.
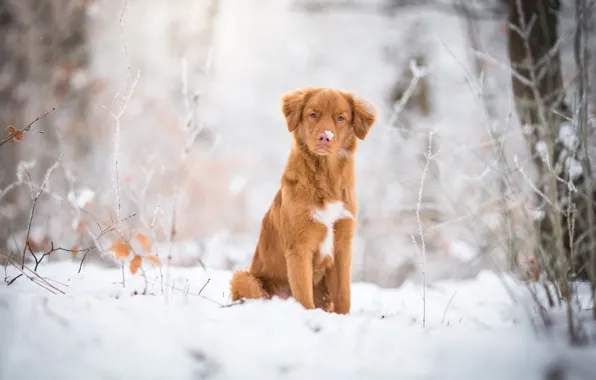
xmin=411 ymin=129 xmax=437 ymax=329
xmin=198 ymin=278 xmax=211 ymax=295
xmin=2 ymin=251 xmax=65 ymax=294
xmin=21 ymin=154 xmax=63 ymax=269
xmin=389 ymin=59 xmax=430 ymax=126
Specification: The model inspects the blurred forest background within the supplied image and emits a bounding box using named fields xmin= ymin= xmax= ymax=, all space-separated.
xmin=1 ymin=0 xmax=595 ymax=292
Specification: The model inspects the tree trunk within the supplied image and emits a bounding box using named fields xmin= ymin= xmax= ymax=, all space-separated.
xmin=508 ymin=0 xmax=595 ymax=290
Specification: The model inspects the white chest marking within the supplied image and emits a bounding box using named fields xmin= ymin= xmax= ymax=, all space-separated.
xmin=312 ymin=201 xmax=353 ymax=258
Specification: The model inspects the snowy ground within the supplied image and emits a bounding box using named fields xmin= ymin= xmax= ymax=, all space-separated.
xmin=1 ymin=262 xmax=595 ymax=380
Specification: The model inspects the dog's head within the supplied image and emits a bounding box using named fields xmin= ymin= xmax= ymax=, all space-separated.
xmin=281 ymin=87 xmax=376 ymax=157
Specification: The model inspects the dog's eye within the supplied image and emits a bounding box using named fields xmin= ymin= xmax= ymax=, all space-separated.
xmin=337 ymin=115 xmax=345 ymax=122
xmin=309 ymin=112 xmax=317 ymax=119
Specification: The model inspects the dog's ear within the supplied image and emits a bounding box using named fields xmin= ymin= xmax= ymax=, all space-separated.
xmin=350 ymin=95 xmax=377 ymax=140
xmin=281 ymin=88 xmax=312 ymax=132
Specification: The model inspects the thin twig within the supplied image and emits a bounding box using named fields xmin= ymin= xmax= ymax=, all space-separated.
xmin=411 ymin=129 xmax=437 ymax=329
xmin=164 ymin=48 xmax=212 ymax=304
xmin=21 ymin=154 xmax=63 ymax=269
xmin=103 ymin=0 xmax=135 ymax=222
xmin=77 ymin=247 xmax=94 ymax=274
xmin=198 ymin=278 xmax=211 ymax=295
xmin=389 ymin=59 xmax=429 ymax=126
xmin=470 ymin=49 xmax=533 ymax=88
xmin=2 ymin=253 xmax=65 ymax=294
xmin=221 ymin=299 xmax=245 ymax=308
xmin=23 ymin=240 xmax=91 ymax=274
xmin=6 ymin=274 xmax=23 ymax=286
xmin=441 ymin=290 xmax=459 ymax=324
xmin=78 ymin=213 xmax=136 ymax=274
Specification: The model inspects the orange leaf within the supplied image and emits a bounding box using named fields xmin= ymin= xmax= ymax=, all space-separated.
xmin=145 ymin=254 xmax=161 ymax=266
xmin=26 ymin=239 xmax=39 ymax=252
xmin=108 ymin=239 xmax=131 ymax=259
xmin=499 ymin=23 xmax=509 ymax=35
xmin=27 ymin=236 xmax=49 ymax=252
xmin=7 ymin=125 xmax=24 ymax=143
xmin=74 ymin=220 xmax=87 ymax=233
xmin=71 ymin=244 xmax=79 ymax=258
xmin=129 ymin=255 xmax=142 ymax=275
xmin=136 ymin=233 xmax=151 ymax=252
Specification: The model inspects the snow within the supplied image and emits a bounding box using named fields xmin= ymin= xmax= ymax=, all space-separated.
xmin=1 ymin=262 xmax=595 ymax=380
xmin=227 ymin=175 xmax=246 ymax=196
xmin=566 ymin=157 xmax=584 ymax=180
xmin=559 ymin=123 xmax=579 ymax=151
xmin=536 ymin=140 xmax=548 ymax=156
xmin=2 ymin=1 xmax=596 ymax=378
xmin=67 ymin=188 xmax=96 ymax=209
xmin=446 ymin=239 xmax=477 ymax=262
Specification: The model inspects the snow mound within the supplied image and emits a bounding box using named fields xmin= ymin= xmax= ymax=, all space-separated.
xmin=1 ymin=262 xmax=594 ymax=379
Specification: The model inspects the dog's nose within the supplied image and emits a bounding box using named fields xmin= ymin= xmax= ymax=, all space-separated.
xmin=317 ymin=131 xmax=333 ymax=145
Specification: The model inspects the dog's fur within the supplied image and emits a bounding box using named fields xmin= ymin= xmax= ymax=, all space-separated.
xmin=229 ymin=87 xmax=376 ymax=314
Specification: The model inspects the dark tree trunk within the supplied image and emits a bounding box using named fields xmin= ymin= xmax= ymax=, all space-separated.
xmin=508 ymin=0 xmax=595 ymax=292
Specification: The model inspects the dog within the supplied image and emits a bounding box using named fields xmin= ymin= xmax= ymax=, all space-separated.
xmin=229 ymin=87 xmax=376 ymax=314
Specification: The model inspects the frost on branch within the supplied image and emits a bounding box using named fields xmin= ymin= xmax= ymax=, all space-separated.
xmin=558 ymin=123 xmax=578 ymax=152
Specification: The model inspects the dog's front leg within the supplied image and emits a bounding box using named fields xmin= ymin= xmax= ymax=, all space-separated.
xmin=285 ymin=249 xmax=315 ymax=310
xmin=327 ymin=218 xmax=354 ymax=314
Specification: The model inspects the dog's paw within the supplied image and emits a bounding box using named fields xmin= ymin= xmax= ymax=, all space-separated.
xmin=324 ymin=301 xmax=335 ymax=313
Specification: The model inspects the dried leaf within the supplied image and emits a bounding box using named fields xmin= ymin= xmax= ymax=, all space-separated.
xmin=499 ymin=23 xmax=509 ymax=35
xmin=71 ymin=244 xmax=79 ymax=258
xmin=524 ymin=267 xmax=540 ymax=282
xmin=74 ymin=220 xmax=87 ymax=233
xmin=7 ymin=125 xmax=24 ymax=143
xmin=145 ymin=254 xmax=161 ymax=266
xmin=109 ymin=239 xmax=131 ymax=259
xmin=26 ymin=239 xmax=38 ymax=252
xmin=523 ymin=257 xmax=540 ymax=281
xmin=136 ymin=233 xmax=151 ymax=252
xmin=129 ymin=255 xmax=142 ymax=275
xmin=27 ymin=236 xmax=49 ymax=252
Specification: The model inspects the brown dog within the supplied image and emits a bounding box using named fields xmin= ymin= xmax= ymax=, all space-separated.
xmin=229 ymin=87 xmax=376 ymax=314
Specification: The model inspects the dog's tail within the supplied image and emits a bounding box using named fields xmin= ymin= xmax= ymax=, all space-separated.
xmin=230 ymin=271 xmax=269 ymax=301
